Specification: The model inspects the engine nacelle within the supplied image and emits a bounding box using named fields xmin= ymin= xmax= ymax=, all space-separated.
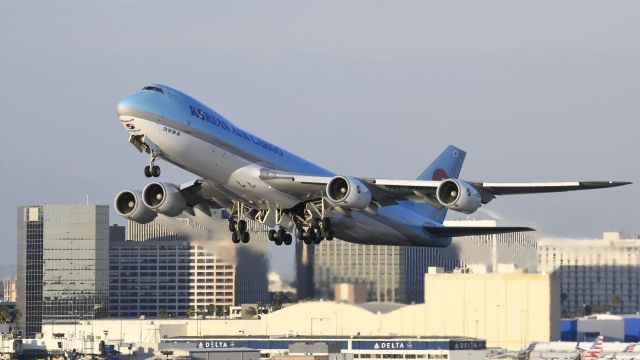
xmin=114 ymin=190 xmax=157 ymax=224
xmin=436 ymin=179 xmax=482 ymax=214
xmin=326 ymin=176 xmax=372 ymax=210
xmin=142 ymin=182 xmax=187 ymax=217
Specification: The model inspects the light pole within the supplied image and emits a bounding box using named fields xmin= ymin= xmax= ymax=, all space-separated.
xmin=496 ymin=304 xmax=500 ymax=348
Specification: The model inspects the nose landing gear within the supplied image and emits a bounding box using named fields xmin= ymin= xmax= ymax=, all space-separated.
xmin=144 ymin=152 xmax=161 ymax=178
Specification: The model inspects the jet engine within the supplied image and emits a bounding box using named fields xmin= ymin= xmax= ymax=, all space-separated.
xmin=142 ymin=182 xmax=187 ymax=217
xmin=436 ymin=179 xmax=482 ymax=214
xmin=326 ymin=176 xmax=372 ymax=209
xmin=114 ymin=190 xmax=157 ymax=224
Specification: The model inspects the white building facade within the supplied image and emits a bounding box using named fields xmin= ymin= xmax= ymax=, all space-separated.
xmin=538 ymin=232 xmax=640 ymax=316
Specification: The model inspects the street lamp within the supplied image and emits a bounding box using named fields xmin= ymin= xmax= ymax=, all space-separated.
xmin=496 ymin=304 xmax=500 ymax=348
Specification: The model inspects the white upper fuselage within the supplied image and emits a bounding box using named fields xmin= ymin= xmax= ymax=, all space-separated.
xmin=116 ymin=84 xmax=448 ymax=246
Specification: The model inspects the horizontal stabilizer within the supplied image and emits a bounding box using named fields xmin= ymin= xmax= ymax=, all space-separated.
xmin=424 ymin=226 xmax=535 ymax=237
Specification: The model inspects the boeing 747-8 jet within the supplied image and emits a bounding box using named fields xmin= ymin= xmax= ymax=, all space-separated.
xmin=114 ymin=84 xmax=630 ymax=247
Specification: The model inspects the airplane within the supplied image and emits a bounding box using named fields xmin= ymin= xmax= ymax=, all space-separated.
xmin=578 ymin=336 xmax=604 ymax=360
xmin=113 ymin=84 xmax=630 ymax=247
xmin=600 ymin=342 xmax=637 ymax=359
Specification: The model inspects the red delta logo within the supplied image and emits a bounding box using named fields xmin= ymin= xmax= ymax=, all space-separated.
xmin=432 ymin=168 xmax=448 ymax=180
xmin=125 ymin=123 xmax=136 ymax=130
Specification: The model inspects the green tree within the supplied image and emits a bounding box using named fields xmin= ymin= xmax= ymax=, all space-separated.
xmin=206 ymin=304 xmax=215 ymax=317
xmin=244 ymin=307 xmax=257 ymax=318
xmin=11 ymin=308 xmax=21 ymax=323
xmin=215 ymin=305 xmax=225 ymax=318
xmin=0 ymin=306 xmax=9 ymax=323
xmin=611 ymin=295 xmax=622 ymax=312
xmin=188 ymin=306 xmax=196 ymax=318
xmin=271 ymin=292 xmax=283 ymax=312
xmin=159 ymin=308 xmax=168 ymax=319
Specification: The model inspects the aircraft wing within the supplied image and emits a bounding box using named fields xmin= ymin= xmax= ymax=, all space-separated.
xmin=176 ymin=179 xmax=235 ymax=214
xmin=259 ymin=169 xmax=630 ymax=206
xmin=424 ymin=226 xmax=535 ymax=237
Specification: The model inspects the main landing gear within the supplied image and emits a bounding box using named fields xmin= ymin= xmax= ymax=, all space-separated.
xmin=229 ymin=219 xmax=250 ymax=244
xmin=144 ymin=152 xmax=161 ymax=178
xmin=298 ymin=217 xmax=334 ymax=245
xmin=229 ymin=201 xmax=251 ymax=244
xmin=268 ymin=227 xmax=292 ymax=246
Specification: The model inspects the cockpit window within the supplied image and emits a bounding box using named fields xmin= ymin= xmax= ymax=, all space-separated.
xmin=142 ymin=86 xmax=164 ymax=94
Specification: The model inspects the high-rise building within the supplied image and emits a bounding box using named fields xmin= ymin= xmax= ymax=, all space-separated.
xmin=451 ymin=219 xmax=539 ymax=273
xmin=109 ymin=217 xmax=268 ymax=318
xmin=314 ymin=239 xmax=459 ymax=303
xmin=2 ymin=280 xmax=16 ymax=302
xmin=313 ymin=219 xmax=538 ymax=304
xmin=538 ymin=232 xmax=640 ymax=316
xmin=294 ymin=240 xmax=315 ymax=300
xmin=17 ymin=205 xmax=109 ymax=337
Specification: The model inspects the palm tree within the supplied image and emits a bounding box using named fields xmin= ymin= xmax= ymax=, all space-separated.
xmin=11 ymin=308 xmax=21 ymax=323
xmin=159 ymin=308 xmax=168 ymax=319
xmin=611 ymin=295 xmax=622 ymax=313
xmin=0 ymin=306 xmax=9 ymax=323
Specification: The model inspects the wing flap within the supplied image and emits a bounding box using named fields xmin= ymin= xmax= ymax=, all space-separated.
xmin=424 ymin=226 xmax=535 ymax=237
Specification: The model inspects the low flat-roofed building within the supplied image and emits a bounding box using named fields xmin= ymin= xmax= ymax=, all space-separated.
xmin=424 ymin=271 xmax=560 ymax=349
xmin=160 ymin=336 xmax=486 ymax=360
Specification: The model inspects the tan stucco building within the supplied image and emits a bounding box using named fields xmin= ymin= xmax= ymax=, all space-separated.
xmin=424 ymin=271 xmax=560 ymax=349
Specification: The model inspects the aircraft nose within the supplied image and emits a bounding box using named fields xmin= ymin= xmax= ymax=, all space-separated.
xmin=116 ymin=96 xmax=137 ymax=117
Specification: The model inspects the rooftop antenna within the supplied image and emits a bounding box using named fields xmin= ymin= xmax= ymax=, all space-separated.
xmin=86 ymin=195 xmax=89 ymax=205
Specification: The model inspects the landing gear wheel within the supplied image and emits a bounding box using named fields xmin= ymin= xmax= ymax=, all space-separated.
xmin=268 ymin=230 xmax=277 ymax=241
xmin=324 ymin=229 xmax=334 ymax=241
xmin=151 ymin=165 xmax=161 ymax=177
xmin=237 ymin=220 xmax=248 ymax=233
xmin=322 ymin=217 xmax=332 ymax=230
xmin=231 ymin=232 xmax=240 ymax=244
xmin=240 ymin=231 xmax=250 ymax=243
xmin=144 ymin=166 xmax=152 ymax=178
xmin=307 ymin=228 xmax=317 ymax=243
xmin=284 ymin=234 xmax=292 ymax=245
xmin=312 ymin=218 xmax=322 ymax=229
xmin=277 ymin=228 xmax=287 ymax=241
xmin=228 ymin=220 xmax=237 ymax=232
xmin=274 ymin=237 xmax=283 ymax=246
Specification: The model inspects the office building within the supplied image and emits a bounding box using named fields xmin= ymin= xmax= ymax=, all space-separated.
xmin=127 ymin=209 xmax=227 ymax=242
xmin=16 ymin=205 xmax=109 ymax=337
xmin=538 ymin=232 xmax=640 ymax=316
xmin=2 ymin=280 xmax=16 ymax=303
xmin=313 ymin=219 xmax=537 ymax=303
xmin=451 ymin=219 xmax=538 ymax=273
xmin=295 ymin=241 xmax=315 ymax=300
xmin=109 ymin=217 xmax=268 ymax=317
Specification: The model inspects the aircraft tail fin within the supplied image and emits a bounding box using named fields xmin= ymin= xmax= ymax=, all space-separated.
xmin=581 ymin=336 xmax=604 ymax=360
xmin=413 ymin=145 xmax=466 ymax=223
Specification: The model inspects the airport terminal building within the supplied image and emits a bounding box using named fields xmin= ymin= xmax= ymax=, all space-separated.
xmin=159 ymin=336 xmax=486 ymax=360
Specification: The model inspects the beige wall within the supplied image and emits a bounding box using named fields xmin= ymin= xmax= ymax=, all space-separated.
xmin=39 ymin=274 xmax=559 ymax=352
xmin=424 ymin=272 xmax=560 ymax=349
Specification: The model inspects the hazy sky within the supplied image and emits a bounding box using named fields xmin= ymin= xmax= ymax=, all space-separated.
xmin=1 ymin=1 xmax=638 ymax=280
